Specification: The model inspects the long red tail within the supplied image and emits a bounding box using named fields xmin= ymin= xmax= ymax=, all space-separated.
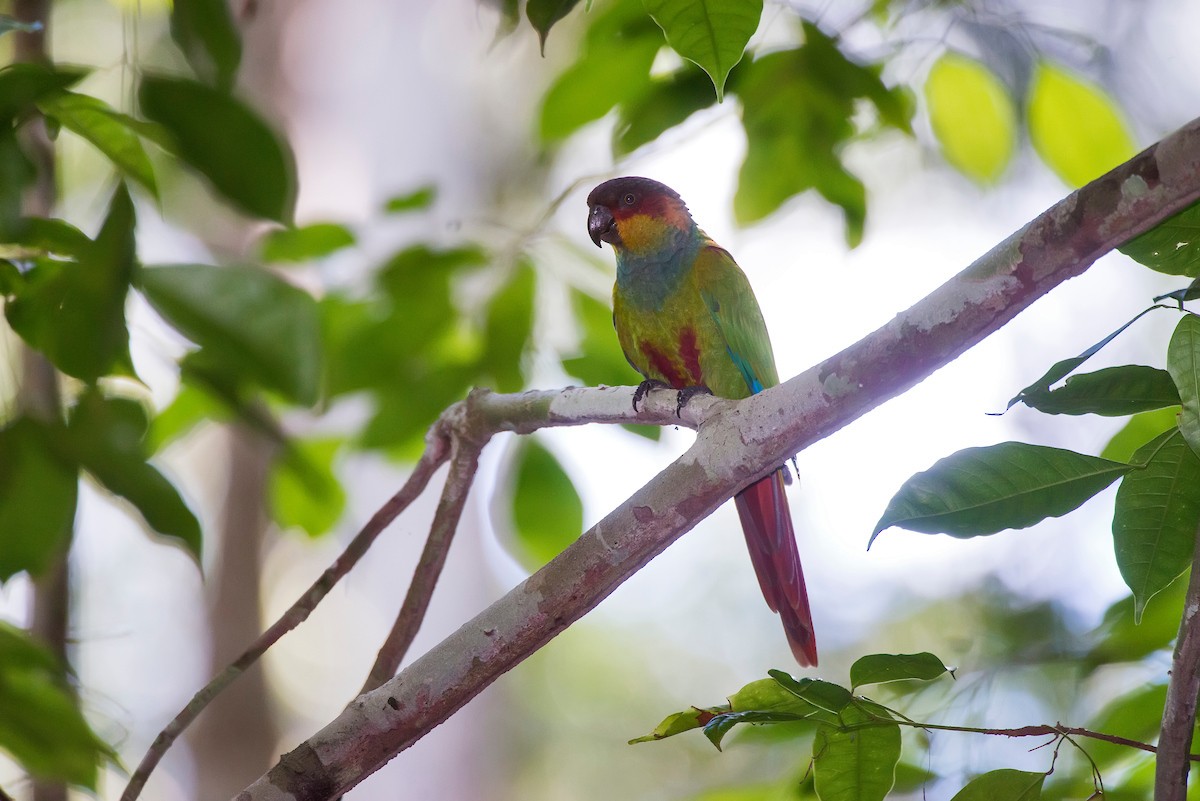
xmin=733 ymin=470 xmax=817 ymax=666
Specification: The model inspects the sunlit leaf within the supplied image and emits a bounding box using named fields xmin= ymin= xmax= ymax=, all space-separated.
xmin=1120 ymin=202 xmax=1200 ymax=277
xmin=1101 ymin=407 xmax=1180 ymax=463
xmin=1113 ymin=428 xmax=1200 ymax=621
xmin=527 ymin=0 xmax=584 ymax=53
xmin=1017 ymin=365 xmax=1180 ymax=416
xmin=139 ymin=263 xmax=322 ymax=405
xmin=925 ymin=53 xmax=1016 ymax=182
xmin=383 ymin=184 xmax=436 ymax=213
xmin=259 ymin=222 xmax=355 ymax=263
xmin=149 ymin=383 xmax=226 ymax=452
xmin=629 ymin=706 xmax=727 ymax=744
xmin=0 ymin=622 xmax=113 ymax=787
xmin=269 ymin=438 xmax=346 ymax=538
xmin=539 ymin=0 xmax=662 ymax=142
xmin=139 ymin=75 xmax=296 ymax=222
xmin=703 ymin=709 xmax=811 ymax=750
xmin=613 ymin=65 xmax=717 ymax=157
xmin=0 ymin=418 xmax=77 ymax=581
xmin=949 ymin=769 xmax=1045 ymax=801
xmin=849 ymin=652 xmax=952 ymax=689
xmin=509 ymin=438 xmax=583 ymax=569
xmin=67 ymin=389 xmax=202 ymax=560
xmin=4 ymin=184 xmax=136 ymax=381
xmin=38 ymin=91 xmax=157 ymax=197
xmin=482 ymin=259 xmax=535 ymax=393
xmin=643 ymin=0 xmax=761 ymax=101
xmin=1028 ymin=61 xmax=1136 ymax=188
xmin=813 ymin=702 xmax=900 ymax=801
xmin=170 ymin=0 xmax=242 ymax=92
xmin=1167 ymin=314 xmax=1200 ymax=457
xmin=734 ymin=23 xmax=910 ymax=245
xmin=872 ymin=442 xmax=1134 ymax=543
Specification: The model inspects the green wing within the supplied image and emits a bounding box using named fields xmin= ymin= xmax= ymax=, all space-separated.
xmin=693 ymin=243 xmax=780 ymax=397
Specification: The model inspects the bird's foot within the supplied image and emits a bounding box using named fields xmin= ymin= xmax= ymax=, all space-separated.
xmin=633 ymin=379 xmax=671 ymax=412
xmin=675 ymin=385 xmax=712 ymax=417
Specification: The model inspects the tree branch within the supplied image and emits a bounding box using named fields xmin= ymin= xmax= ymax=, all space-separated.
xmin=1155 ymin=518 xmax=1200 ymax=800
xmin=231 ymin=116 xmax=1200 ymax=800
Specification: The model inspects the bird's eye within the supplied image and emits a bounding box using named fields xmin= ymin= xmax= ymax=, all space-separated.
xmin=622 ymin=193 xmax=636 ymax=206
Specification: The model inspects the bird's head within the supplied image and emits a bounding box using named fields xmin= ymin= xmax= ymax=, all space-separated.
xmin=587 ymin=176 xmax=695 ymax=258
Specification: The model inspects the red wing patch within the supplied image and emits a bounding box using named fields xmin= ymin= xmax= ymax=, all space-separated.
xmin=679 ymin=327 xmax=703 ymax=385
xmin=639 ymin=341 xmax=687 ymax=388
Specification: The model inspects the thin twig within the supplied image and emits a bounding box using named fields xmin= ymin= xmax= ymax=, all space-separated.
xmin=118 ymin=420 xmax=456 ymax=801
xmin=1154 ymin=518 xmax=1200 ymax=800
xmin=360 ymin=438 xmax=485 ymax=693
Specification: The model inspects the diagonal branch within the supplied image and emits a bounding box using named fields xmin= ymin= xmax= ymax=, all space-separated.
xmin=233 ymin=116 xmax=1200 ymax=799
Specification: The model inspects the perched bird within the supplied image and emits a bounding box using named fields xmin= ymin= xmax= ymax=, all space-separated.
xmin=586 ymin=176 xmax=817 ymax=666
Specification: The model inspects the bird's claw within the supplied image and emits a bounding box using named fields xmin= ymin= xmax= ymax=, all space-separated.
xmin=632 ymin=379 xmax=670 ymax=412
xmin=675 ymin=385 xmax=712 ymax=417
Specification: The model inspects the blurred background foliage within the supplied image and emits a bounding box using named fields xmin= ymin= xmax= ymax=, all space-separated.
xmin=0 ymin=0 xmax=1197 ymax=799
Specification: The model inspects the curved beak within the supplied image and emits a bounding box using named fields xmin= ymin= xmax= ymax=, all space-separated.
xmin=588 ymin=204 xmax=616 ymax=248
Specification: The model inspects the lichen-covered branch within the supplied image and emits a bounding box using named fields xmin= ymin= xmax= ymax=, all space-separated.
xmin=232 ymin=117 xmax=1200 ymax=800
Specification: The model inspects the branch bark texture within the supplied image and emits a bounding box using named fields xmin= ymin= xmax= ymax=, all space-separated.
xmin=237 ymin=117 xmax=1200 ymax=800
xmin=1155 ymin=520 xmax=1200 ymax=801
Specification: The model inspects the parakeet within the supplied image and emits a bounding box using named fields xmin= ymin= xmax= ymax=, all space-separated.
xmin=586 ymin=176 xmax=817 ymax=666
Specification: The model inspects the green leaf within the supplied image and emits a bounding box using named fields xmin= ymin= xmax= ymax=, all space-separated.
xmin=872 ymin=442 xmax=1134 ymax=543
xmin=1027 ymin=61 xmax=1136 ymax=188
xmin=269 ymin=438 xmax=346 ymax=538
xmin=0 ymin=63 xmax=86 ymax=120
xmin=0 ymin=127 xmax=34 ymax=238
xmin=482 ymin=260 xmax=535 ymax=393
xmin=734 ymin=24 xmax=911 ymax=245
xmin=925 ymin=53 xmax=1016 ymax=183
xmin=849 ymin=652 xmax=952 ymax=689
xmin=1101 ymin=408 xmax=1181 ymax=464
xmin=1087 ymin=577 xmax=1187 ymax=666
xmin=1018 ymin=365 xmax=1181 ymax=416
xmin=1120 ymin=202 xmax=1200 ymax=277
xmin=730 ymin=676 xmax=823 ymax=716
xmin=5 ymin=184 xmax=136 ymax=381
xmin=526 ymin=0 xmax=584 ymax=53
xmin=67 ymin=389 xmax=202 ymax=560
xmin=149 ymin=382 xmax=226 ymax=452
xmin=1006 ymin=306 xmax=1163 ymax=410
xmin=812 ymin=703 xmax=901 ymax=801
xmin=629 ymin=706 xmax=727 ymax=743
xmin=509 ymin=438 xmax=583 ymax=569
xmin=0 ymin=418 xmax=77 ymax=581
xmin=38 ymin=90 xmax=158 ymax=197
xmin=703 ymin=709 xmax=812 ymax=750
xmin=1167 ymin=314 xmax=1200 ymax=458
xmin=170 ymin=0 xmax=242 ymax=92
xmin=383 ymin=184 xmax=436 ymax=213
xmin=139 ymin=75 xmax=296 ymax=223
xmin=538 ymin=0 xmax=662 ymax=142
xmin=1113 ymin=428 xmax=1200 ymax=621
xmin=259 ymin=222 xmax=356 ymax=263
xmin=0 ymin=622 xmax=113 ymax=787
xmin=949 ymin=769 xmax=1045 ymax=801
xmin=1084 ymin=683 xmax=1166 ymax=766
xmin=2 ymin=216 xmax=92 ymax=258
xmin=612 ymin=65 xmax=717 ymax=156
xmin=643 ymin=0 xmax=761 ymax=101
xmin=768 ymin=670 xmax=852 ymax=713
xmin=140 ymin=263 xmax=322 ymax=405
